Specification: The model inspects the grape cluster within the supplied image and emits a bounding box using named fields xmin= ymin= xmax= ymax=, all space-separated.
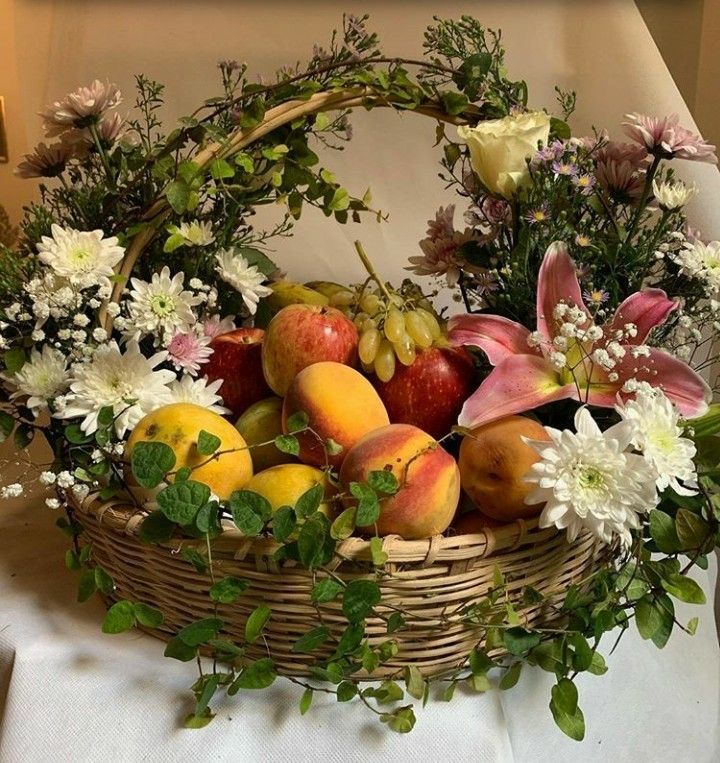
xmin=329 ymin=285 xmax=443 ymax=382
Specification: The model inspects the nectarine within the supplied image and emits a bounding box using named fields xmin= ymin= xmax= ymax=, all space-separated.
xmin=458 ymin=415 xmax=550 ymax=521
xmin=244 ymin=464 xmax=336 ymax=517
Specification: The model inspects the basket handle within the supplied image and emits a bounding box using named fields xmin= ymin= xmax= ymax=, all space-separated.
xmin=101 ymin=87 xmax=467 ymax=330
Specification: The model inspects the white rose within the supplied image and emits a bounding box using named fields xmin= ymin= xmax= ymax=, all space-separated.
xmin=458 ymin=111 xmax=551 ymax=199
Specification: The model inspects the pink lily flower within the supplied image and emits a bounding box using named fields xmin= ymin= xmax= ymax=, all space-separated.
xmin=448 ymin=241 xmax=711 ymax=428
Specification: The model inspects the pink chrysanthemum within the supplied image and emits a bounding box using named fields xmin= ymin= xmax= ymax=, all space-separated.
xmin=14 ymin=141 xmax=77 ymax=179
xmin=594 ymin=141 xmax=648 ymax=201
xmin=40 ymin=80 xmax=122 ymax=137
xmin=166 ymin=331 xmax=214 ymax=375
xmin=203 ymin=315 xmax=236 ymax=339
xmin=622 ymin=113 xmax=717 ymax=164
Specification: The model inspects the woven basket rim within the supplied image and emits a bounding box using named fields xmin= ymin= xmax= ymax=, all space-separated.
xmin=71 ymin=493 xmax=569 ymax=567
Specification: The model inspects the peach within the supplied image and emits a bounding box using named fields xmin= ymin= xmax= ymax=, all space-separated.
xmin=453 ymin=510 xmax=504 ymax=534
xmin=339 ymin=423 xmax=461 ymax=540
xmin=126 ymin=403 xmax=253 ymax=501
xmin=458 ymin=415 xmax=550 ymax=521
xmin=282 ymin=361 xmax=390 ymax=467
xmin=244 ymin=464 xmax=336 ymax=518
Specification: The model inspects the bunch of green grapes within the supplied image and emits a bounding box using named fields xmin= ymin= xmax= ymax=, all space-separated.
xmin=329 ymin=284 xmax=443 ymax=382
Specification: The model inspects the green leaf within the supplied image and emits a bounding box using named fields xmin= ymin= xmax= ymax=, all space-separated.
xmin=133 ymin=602 xmax=164 ymax=628
xmin=342 ymin=579 xmax=381 ymax=623
xmin=163 ymin=233 xmax=186 ymax=253
xmin=181 ymin=547 xmax=208 ymax=573
xmin=292 ymin=626 xmax=330 ymax=653
xmin=157 ymin=480 xmax=210 ymax=524
xmin=209 ymin=158 xmax=235 ymax=180
xmin=299 ymin=687 xmax=313 ymax=715
xmin=327 ymin=187 xmax=350 ymax=212
xmin=440 ymin=90 xmax=470 ymax=115
xmin=235 ymin=152 xmax=254 ymax=173
xmin=334 ymin=623 xmax=364 ymax=657
xmin=404 ymin=666 xmax=425 ymax=700
xmin=77 ymin=570 xmax=97 ymax=602
xmin=367 ymin=470 xmax=399 ymax=495
xmin=550 ymin=116 xmax=572 ymax=140
xmin=13 ymin=425 xmax=32 ymax=449
xmin=210 ymin=577 xmax=249 ymax=604
xmin=386 ymin=612 xmax=406 ymax=634
xmin=196 ymin=430 xmax=221 ymax=456
xmin=380 ymin=706 xmax=416 ymax=734
xmin=195 ymin=502 xmax=219 ymax=534
xmin=503 ymin=627 xmax=541 ymax=656
xmin=367 ymin=680 xmax=404 ymax=705
xmin=231 ymin=658 xmax=276 ymax=691
xmin=675 ymin=509 xmax=710 ymax=550
xmin=468 ymin=648 xmax=495 ymax=675
xmin=94 ymin=567 xmax=114 ymax=595
xmin=178 ymin=617 xmax=223 ymax=647
xmin=130 ymin=441 xmax=176 ymax=489
xmin=208 ymin=638 xmax=244 ymax=657
xmin=687 ymin=403 xmax=720 ymax=437
xmin=65 ymin=549 xmax=80 ymax=571
xmin=0 ymin=411 xmax=14 ymax=441
xmin=499 ymin=662 xmax=522 ymax=690
xmin=587 ymin=651 xmax=608 ymax=675
xmin=274 ymin=435 xmax=300 ymax=456
xmin=3 ymin=347 xmax=25 ymax=373
xmin=244 ymin=604 xmax=272 ymax=644
xmin=370 ymin=536 xmax=388 ymax=567
xmin=229 ymin=490 xmax=271 ymax=535
xmin=166 ymin=179 xmax=190 ymax=214
xmin=102 ymin=600 xmax=136 ymax=634
xmin=330 ymin=506 xmax=356 ymax=540
xmin=650 ymin=510 xmax=680 ymax=553
xmin=311 ymin=577 xmax=344 ymax=604
xmin=183 ymin=709 xmax=214 ymax=729
xmin=285 ymin=410 xmax=309 ymax=432
xmin=175 ymin=466 xmax=192 ymax=482
xmin=295 ymin=483 xmax=324 ymax=519
xmin=687 ymin=616 xmax=699 ymax=635
xmin=164 ymin=636 xmax=197 ymax=662
xmin=636 ymin=594 xmax=675 ymax=647
xmin=325 ymin=438 xmax=343 ymax=456
xmin=336 ymin=681 xmax=358 ymax=702
xmin=351 ymin=482 xmax=380 ymax=527
xmin=297 ymin=513 xmax=329 ymax=568
xmin=272 ymin=506 xmax=297 ymax=543
xmin=64 ymin=423 xmax=93 ymax=445
xmin=549 ymin=679 xmax=585 ymax=741
xmin=661 ymin=573 xmax=706 ymax=604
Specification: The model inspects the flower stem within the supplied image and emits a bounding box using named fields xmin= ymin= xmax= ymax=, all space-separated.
xmin=353 ymin=240 xmax=393 ymax=302
xmin=88 ymin=121 xmax=116 ymax=189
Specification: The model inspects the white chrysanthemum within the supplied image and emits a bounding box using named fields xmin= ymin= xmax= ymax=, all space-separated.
xmin=10 ymin=346 xmax=68 ymax=414
xmin=524 ymin=407 xmax=659 ymax=547
xmin=652 ymin=178 xmax=697 ymax=210
xmin=677 ymin=240 xmax=720 ymax=293
xmin=168 ymin=375 xmax=229 ymax=415
xmin=58 ymin=341 xmax=175 ymax=435
xmin=617 ymin=389 xmax=697 ymax=496
xmin=177 ymin=220 xmax=215 ymax=247
xmin=125 ymin=266 xmax=202 ymax=342
xmin=215 ymin=248 xmax=273 ymax=314
xmin=37 ymin=224 xmax=124 ymax=290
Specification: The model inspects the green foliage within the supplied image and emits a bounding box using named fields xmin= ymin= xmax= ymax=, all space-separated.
xmin=131 ymin=441 xmax=176 ymax=489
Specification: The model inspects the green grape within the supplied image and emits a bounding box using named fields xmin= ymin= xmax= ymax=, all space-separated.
xmin=358 ymin=327 xmax=381 ymax=365
xmin=414 ymin=307 xmax=442 ymax=340
xmin=360 ymin=317 xmax=377 ymax=333
xmin=374 ymin=339 xmax=396 ymax=382
xmin=329 ymin=290 xmax=355 ymax=307
xmin=384 ymin=308 xmax=405 ymax=343
xmin=359 ymin=292 xmax=381 ymax=315
xmin=404 ymin=310 xmax=433 ymax=348
xmin=353 ymin=311 xmax=369 ymax=328
xmin=393 ymin=333 xmax=416 ymax=366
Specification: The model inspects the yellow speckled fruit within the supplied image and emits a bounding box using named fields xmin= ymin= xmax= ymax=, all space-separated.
xmin=235 ymin=397 xmax=294 ymax=472
xmin=126 ymin=403 xmax=253 ymax=500
xmin=244 ymin=464 xmax=337 ymax=517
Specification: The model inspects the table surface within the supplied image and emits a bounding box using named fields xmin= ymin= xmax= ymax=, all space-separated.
xmin=3 ymin=0 xmax=720 ymax=760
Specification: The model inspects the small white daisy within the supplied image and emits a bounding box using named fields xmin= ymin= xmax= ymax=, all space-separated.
xmin=9 ymin=345 xmax=69 ymax=415
xmin=215 ymin=248 xmax=273 ymax=315
xmin=167 ymin=375 xmax=230 ymax=415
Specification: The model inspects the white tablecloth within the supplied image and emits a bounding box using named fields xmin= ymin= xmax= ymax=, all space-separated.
xmin=3 ymin=0 xmax=720 ymax=760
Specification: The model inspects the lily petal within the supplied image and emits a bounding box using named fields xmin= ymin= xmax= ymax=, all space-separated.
xmin=448 ymin=313 xmax=534 ymax=366
xmin=615 ymin=347 xmax=712 ymax=417
xmin=457 ymin=354 xmax=575 ymax=428
xmin=607 ymin=288 xmax=677 ymax=345
xmin=536 ymin=241 xmax=592 ymax=341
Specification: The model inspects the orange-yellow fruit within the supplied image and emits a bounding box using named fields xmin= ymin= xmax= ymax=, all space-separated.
xmin=282 ymin=361 xmax=390 ymax=467
xmin=126 ymin=403 xmax=253 ymax=500
xmin=244 ymin=464 xmax=336 ymax=518
xmin=458 ymin=415 xmax=550 ymax=521
xmin=339 ymin=423 xmax=461 ymax=539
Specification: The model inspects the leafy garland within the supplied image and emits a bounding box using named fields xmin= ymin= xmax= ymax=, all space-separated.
xmin=4 ymin=14 xmax=720 ymax=741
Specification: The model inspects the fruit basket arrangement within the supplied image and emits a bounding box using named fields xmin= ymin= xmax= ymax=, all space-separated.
xmin=2 ymin=15 xmax=720 ymax=740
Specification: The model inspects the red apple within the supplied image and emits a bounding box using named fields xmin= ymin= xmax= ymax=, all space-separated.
xmin=261 ymin=305 xmax=359 ymax=396
xmin=372 ymin=346 xmax=477 ymax=439
xmin=203 ymin=328 xmax=272 ymax=418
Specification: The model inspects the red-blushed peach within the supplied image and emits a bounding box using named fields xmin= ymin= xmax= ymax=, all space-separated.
xmin=458 ymin=415 xmax=550 ymax=521
xmin=339 ymin=423 xmax=461 ymax=539
xmin=261 ymin=304 xmax=359 ymax=396
xmin=452 ymin=510 xmax=505 ymax=534
xmin=282 ymin=362 xmax=390 ymax=467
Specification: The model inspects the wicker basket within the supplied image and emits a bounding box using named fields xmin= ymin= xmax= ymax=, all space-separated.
xmin=82 ymin=87 xmax=614 ymax=678
xmin=76 ymin=494 xmax=611 ymax=678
